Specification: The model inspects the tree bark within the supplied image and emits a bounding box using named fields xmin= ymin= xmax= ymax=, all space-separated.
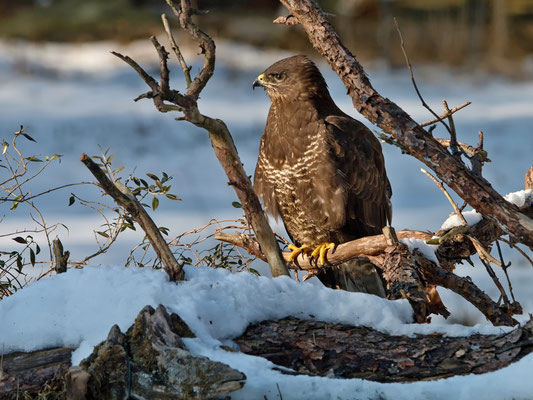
xmin=236 ymin=316 xmax=533 ymax=382
xmin=278 ymin=0 xmax=533 ymax=250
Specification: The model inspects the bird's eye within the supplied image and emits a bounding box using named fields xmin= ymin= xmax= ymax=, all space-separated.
xmin=269 ymin=72 xmax=285 ymax=81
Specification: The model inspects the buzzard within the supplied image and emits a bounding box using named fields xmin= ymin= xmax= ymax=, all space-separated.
xmin=253 ymin=55 xmax=391 ymax=296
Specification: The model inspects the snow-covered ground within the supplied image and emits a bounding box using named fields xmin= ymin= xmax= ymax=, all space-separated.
xmin=1 ymin=39 xmax=532 ymax=398
xmin=2 ymin=265 xmax=532 ymax=400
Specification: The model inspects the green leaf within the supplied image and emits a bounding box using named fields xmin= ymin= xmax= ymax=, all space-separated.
xmin=159 ymin=226 xmax=169 ymax=235
xmin=21 ymin=133 xmax=36 ymax=142
xmin=96 ymin=231 xmax=110 ymax=238
xmin=30 ymin=248 xmax=36 ymax=266
xmin=25 ymin=156 xmax=43 ymax=162
xmin=10 ymin=200 xmax=19 ymax=210
xmin=146 ymin=173 xmax=159 ymax=181
xmin=12 ymin=236 xmax=27 ymax=244
xmin=46 ymin=154 xmax=62 ymax=161
xmin=2 ymin=141 xmax=8 ymax=154
xmin=232 ymin=201 xmax=242 ymax=208
xmin=165 ymin=193 xmax=181 ymax=201
xmin=152 ymin=197 xmax=159 ymax=211
xmin=16 ymin=255 xmax=23 ymax=272
xmin=68 ymin=195 xmax=75 ymax=206
xmin=35 ymin=244 xmax=41 ymax=255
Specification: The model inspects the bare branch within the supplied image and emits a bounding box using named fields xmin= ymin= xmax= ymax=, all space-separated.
xmin=421 ymin=168 xmax=468 ymax=226
xmin=420 ymin=101 xmax=471 ymax=127
xmin=278 ymin=0 xmax=533 ymax=250
xmin=80 ymin=153 xmax=184 ymax=281
xmin=394 ymin=18 xmax=451 ymax=135
xmin=161 ymin=13 xmax=192 ymax=88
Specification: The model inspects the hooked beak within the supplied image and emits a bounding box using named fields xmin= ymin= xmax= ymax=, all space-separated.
xmin=252 ymin=73 xmax=265 ymax=90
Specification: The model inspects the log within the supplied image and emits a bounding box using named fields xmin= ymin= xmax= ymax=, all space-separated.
xmin=0 ymin=346 xmax=74 ymax=395
xmin=236 ymin=316 xmax=533 ymax=382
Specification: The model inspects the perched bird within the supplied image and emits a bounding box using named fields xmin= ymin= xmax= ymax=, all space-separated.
xmin=253 ymin=55 xmax=391 ymax=296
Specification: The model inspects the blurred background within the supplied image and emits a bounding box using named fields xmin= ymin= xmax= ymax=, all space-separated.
xmin=0 ymin=0 xmax=532 ymax=324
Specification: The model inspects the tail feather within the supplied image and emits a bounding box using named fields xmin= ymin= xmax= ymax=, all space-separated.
xmin=318 ymin=258 xmax=386 ymax=297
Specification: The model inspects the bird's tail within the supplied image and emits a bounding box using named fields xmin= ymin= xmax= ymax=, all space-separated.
xmin=318 ymin=258 xmax=386 ymax=297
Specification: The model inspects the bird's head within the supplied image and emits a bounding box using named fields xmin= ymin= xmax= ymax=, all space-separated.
xmin=253 ymin=55 xmax=330 ymax=103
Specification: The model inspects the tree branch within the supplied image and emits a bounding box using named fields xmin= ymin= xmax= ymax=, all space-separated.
xmin=80 ymin=154 xmax=184 ymax=281
xmin=113 ymin=0 xmax=289 ymax=277
xmin=278 ymin=0 xmax=533 ymax=250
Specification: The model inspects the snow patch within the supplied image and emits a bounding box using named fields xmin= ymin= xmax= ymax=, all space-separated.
xmin=400 ymin=238 xmax=440 ymax=266
xmin=440 ymin=210 xmax=482 ymax=230
xmin=504 ymin=189 xmax=533 ymax=208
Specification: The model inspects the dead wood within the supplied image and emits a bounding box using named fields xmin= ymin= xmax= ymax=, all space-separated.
xmin=53 ymin=238 xmax=69 ymax=274
xmin=112 ymin=0 xmax=289 ymax=277
xmin=236 ymin=316 xmax=533 ymax=382
xmin=0 ymin=346 xmax=74 ymax=395
xmin=526 ymin=166 xmax=533 ymax=190
xmin=81 ymin=153 xmax=184 ymax=281
xmin=277 ymin=0 xmax=533 ymax=251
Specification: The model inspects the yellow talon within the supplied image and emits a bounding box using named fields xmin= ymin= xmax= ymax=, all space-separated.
xmin=288 ymin=244 xmax=313 ymax=263
xmin=311 ymin=242 xmax=336 ymax=266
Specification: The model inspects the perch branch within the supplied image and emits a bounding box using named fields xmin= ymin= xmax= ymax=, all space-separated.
xmin=80 ymin=154 xmax=184 ymax=281
xmin=278 ymin=0 xmax=533 ymax=250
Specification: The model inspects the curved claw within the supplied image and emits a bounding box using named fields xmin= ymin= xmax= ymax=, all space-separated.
xmin=288 ymin=244 xmax=313 ymax=263
xmin=310 ymin=242 xmax=336 ymax=266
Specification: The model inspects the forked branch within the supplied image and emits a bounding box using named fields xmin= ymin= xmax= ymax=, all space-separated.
xmin=112 ymin=0 xmax=289 ymax=277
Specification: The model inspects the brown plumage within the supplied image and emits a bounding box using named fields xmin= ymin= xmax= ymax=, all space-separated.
xmin=253 ymin=55 xmax=391 ymax=295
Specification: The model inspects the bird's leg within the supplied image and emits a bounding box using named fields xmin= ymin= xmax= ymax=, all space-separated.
xmin=287 ymin=244 xmax=314 ymax=263
xmin=310 ymin=242 xmax=336 ymax=266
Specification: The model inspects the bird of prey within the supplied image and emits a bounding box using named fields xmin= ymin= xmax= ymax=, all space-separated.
xmin=252 ymin=55 xmax=391 ymax=296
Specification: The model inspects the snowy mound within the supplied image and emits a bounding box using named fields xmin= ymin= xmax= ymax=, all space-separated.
xmin=2 ymin=265 xmax=532 ymax=399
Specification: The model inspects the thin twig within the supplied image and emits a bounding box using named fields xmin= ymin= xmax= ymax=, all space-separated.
xmin=421 ymin=168 xmax=468 ymax=225
xmin=496 ymin=240 xmax=515 ymax=302
xmin=420 ymin=101 xmax=472 ymax=127
xmin=500 ymin=237 xmax=533 ymax=267
xmin=478 ymin=256 xmax=510 ymax=307
xmin=442 ymin=100 xmax=459 ymax=156
xmin=394 ymin=18 xmax=451 ymax=135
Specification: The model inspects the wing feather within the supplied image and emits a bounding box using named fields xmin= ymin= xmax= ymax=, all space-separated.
xmin=324 ymin=115 xmax=392 ymax=240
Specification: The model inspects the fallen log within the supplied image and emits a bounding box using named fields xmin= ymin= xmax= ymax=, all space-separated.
xmin=236 ymin=316 xmax=533 ymax=382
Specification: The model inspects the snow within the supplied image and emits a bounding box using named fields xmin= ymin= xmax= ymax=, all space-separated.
xmin=505 ymin=189 xmax=533 ymax=208
xmin=400 ymin=238 xmax=440 ymax=266
xmin=1 ymin=265 xmax=531 ymax=400
xmin=1 ymin=39 xmax=533 ymax=399
xmin=440 ymin=209 xmax=482 ymax=230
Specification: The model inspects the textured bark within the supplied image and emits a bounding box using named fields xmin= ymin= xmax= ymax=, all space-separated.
xmin=236 ymin=316 xmax=533 ymax=382
xmin=278 ymin=0 xmax=533 ymax=250
xmin=0 ymin=346 xmax=74 ymax=396
xmin=81 ymin=153 xmax=184 ymax=281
